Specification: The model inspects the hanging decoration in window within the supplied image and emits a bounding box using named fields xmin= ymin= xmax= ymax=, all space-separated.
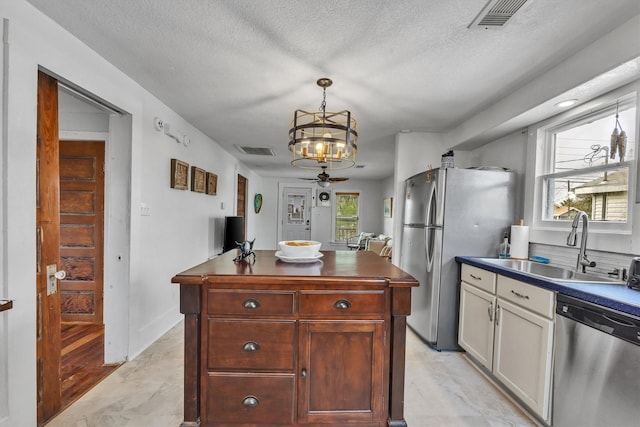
xmin=610 ymin=101 xmax=627 ymax=162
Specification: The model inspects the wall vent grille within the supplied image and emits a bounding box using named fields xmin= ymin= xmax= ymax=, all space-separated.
xmin=469 ymin=0 xmax=529 ymax=28
xmin=235 ymin=145 xmax=276 ymax=156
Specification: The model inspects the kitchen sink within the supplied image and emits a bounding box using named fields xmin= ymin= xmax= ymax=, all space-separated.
xmin=482 ymin=258 xmax=626 ymax=285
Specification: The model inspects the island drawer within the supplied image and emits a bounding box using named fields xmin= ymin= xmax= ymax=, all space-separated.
xmin=299 ymin=290 xmax=384 ymax=316
xmin=461 ymin=264 xmax=496 ymax=294
xmin=497 ymin=275 xmax=554 ymax=318
xmin=207 ymin=290 xmax=295 ymax=315
xmin=206 ymin=373 xmax=295 ymax=425
xmin=207 ymin=319 xmax=295 ymax=371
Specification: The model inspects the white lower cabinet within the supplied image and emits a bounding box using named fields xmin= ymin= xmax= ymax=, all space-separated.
xmin=494 ymin=297 xmax=553 ymax=421
xmin=459 ymin=282 xmax=495 ymax=370
xmin=458 ymin=264 xmax=554 ymax=423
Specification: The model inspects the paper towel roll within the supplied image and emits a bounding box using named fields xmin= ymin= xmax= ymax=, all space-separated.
xmin=510 ymin=225 xmax=529 ymax=260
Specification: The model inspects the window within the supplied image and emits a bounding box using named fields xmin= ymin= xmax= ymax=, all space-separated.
xmin=334 ymin=192 xmax=360 ymax=242
xmin=539 ymin=96 xmax=636 ymax=224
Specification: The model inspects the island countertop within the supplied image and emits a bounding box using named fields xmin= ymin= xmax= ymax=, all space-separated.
xmin=172 ymin=249 xmax=418 ymax=427
xmin=172 ymin=249 xmax=418 ymax=287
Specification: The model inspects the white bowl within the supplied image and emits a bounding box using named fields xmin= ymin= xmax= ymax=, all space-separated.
xmin=278 ymin=240 xmax=321 ymax=258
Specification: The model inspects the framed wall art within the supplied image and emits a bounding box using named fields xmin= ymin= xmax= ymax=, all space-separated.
xmin=191 ymin=166 xmax=206 ymax=193
xmin=206 ymin=172 xmax=218 ymax=195
xmin=170 ymin=158 xmax=189 ymax=190
xmin=254 ymin=193 xmax=263 ymax=213
xmin=383 ymin=197 xmax=393 ymax=218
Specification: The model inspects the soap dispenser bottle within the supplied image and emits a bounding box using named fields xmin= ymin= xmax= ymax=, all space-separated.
xmin=498 ymin=232 xmax=510 ymax=259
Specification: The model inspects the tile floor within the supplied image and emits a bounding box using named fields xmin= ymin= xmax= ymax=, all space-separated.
xmin=46 ymin=321 xmax=536 ymax=427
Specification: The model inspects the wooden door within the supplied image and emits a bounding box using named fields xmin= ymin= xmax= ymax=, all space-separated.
xmin=59 ymin=140 xmax=105 ymax=323
xmin=298 ymin=320 xmax=385 ymax=424
xmin=36 ymin=71 xmax=62 ymax=424
xmin=236 ymin=174 xmax=247 ymax=241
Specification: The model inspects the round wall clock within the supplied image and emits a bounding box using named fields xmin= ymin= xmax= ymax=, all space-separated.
xmin=319 ymin=191 xmax=330 ymax=202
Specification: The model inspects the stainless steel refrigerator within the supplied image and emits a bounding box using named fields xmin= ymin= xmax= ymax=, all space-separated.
xmin=400 ymin=167 xmax=516 ymax=350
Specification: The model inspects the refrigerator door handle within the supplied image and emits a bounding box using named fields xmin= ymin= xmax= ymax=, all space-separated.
xmin=424 ymin=182 xmax=439 ymax=271
xmin=425 ymin=226 xmax=434 ymax=272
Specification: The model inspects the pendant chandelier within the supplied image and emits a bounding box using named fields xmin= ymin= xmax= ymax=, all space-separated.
xmin=288 ymin=78 xmax=358 ymax=170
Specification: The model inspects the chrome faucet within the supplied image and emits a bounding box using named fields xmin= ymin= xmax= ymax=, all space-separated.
xmin=566 ymin=210 xmax=596 ymax=273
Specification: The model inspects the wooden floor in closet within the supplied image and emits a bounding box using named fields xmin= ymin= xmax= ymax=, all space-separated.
xmin=60 ymin=323 xmax=121 ymax=411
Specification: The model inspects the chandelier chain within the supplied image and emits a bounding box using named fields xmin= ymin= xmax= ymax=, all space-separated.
xmin=319 ymin=87 xmax=327 ymax=119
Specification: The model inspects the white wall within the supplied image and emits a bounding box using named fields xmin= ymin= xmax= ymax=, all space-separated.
xmin=381 ymin=175 xmax=395 ymax=237
xmin=467 ymin=130 xmax=528 ymax=221
xmin=273 ymin=178 xmax=385 ymax=250
xmin=1 ymin=1 xmax=262 ymax=425
xmin=0 ymin=16 xmax=8 ymax=427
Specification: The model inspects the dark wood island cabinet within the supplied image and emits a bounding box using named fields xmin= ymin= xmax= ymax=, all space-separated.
xmin=172 ymin=249 xmax=418 ymax=427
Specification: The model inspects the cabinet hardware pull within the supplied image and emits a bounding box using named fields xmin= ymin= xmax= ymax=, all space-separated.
xmin=469 ymin=274 xmax=482 ymax=281
xmin=243 ymin=299 xmax=261 ymax=309
xmin=301 ymin=369 xmax=307 ymax=378
xmin=510 ymin=290 xmax=530 ymax=300
xmin=242 ymin=395 xmax=260 ymax=408
xmin=242 ymin=341 xmax=260 ymax=352
xmin=496 ymin=305 xmax=501 ymax=326
xmin=488 ymin=302 xmax=493 ymax=322
xmin=333 ymin=299 xmax=352 ymax=310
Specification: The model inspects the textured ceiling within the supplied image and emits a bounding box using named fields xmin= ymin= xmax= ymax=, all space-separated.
xmin=25 ymin=0 xmax=640 ymax=179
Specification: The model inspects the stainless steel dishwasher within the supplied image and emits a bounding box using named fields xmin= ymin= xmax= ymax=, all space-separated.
xmin=553 ymin=294 xmax=640 ymax=427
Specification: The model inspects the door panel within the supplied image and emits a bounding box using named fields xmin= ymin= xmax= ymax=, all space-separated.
xmin=236 ymin=174 xmax=247 ymax=241
xmin=282 ymin=188 xmax=312 ymax=241
xmin=59 ymin=140 xmax=104 ymax=323
xmin=36 ymin=71 xmax=62 ymax=424
xmin=298 ymin=321 xmax=384 ymax=424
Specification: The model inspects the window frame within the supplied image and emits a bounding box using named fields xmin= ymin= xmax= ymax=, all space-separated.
xmin=540 ymin=97 xmax=635 ymax=225
xmin=332 ymin=191 xmax=360 ymax=243
xmin=525 ymin=83 xmax=638 ymax=253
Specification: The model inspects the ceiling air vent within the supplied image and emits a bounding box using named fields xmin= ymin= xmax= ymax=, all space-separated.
xmin=468 ymin=0 xmax=530 ymax=29
xmin=235 ymin=145 xmax=276 ymax=156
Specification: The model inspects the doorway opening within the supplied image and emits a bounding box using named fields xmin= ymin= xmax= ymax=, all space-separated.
xmin=37 ymin=71 xmax=130 ymax=425
xmin=236 ymin=174 xmax=247 ymax=241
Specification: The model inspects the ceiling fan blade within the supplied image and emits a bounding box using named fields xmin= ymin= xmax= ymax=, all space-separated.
xmin=328 ymin=177 xmax=349 ymax=182
xmin=298 ymin=178 xmax=319 ymax=181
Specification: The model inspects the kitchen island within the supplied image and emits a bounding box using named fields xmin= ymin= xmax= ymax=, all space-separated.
xmin=172 ymin=249 xmax=418 ymax=427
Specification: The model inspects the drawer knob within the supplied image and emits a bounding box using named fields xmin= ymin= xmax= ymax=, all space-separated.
xmin=243 ymin=298 xmax=261 ymax=309
xmin=242 ymin=341 xmax=260 ymax=352
xmin=333 ymin=299 xmax=352 ymax=310
xmin=242 ymin=395 xmax=260 ymax=408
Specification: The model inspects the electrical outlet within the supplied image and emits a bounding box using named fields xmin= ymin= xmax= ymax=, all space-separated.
xmin=140 ymin=202 xmax=151 ymax=216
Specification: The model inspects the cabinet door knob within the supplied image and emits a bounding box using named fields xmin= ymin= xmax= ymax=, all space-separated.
xmin=242 ymin=395 xmax=260 ymax=408
xmin=333 ymin=299 xmax=352 ymax=310
xmin=242 ymin=341 xmax=260 ymax=352
xmin=243 ymin=298 xmax=261 ymax=309
xmin=301 ymin=368 xmax=307 ymax=378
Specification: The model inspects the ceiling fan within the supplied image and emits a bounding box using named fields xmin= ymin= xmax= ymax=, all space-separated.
xmin=299 ymin=167 xmax=349 ymax=188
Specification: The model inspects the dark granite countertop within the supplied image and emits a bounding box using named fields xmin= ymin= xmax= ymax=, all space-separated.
xmin=456 ymin=256 xmax=640 ymax=317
